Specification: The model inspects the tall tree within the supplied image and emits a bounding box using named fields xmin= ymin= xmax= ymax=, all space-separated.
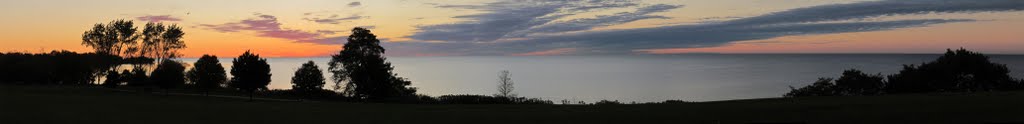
xmin=139 ymin=22 xmax=186 ymax=61
xmin=292 ymin=61 xmax=326 ymax=98
xmin=230 ymin=51 xmax=272 ymax=100
xmin=82 ymin=19 xmax=138 ymax=57
xmin=151 ymin=60 xmax=186 ymax=95
xmin=328 ymin=27 xmax=416 ymax=100
xmin=496 ymin=70 xmax=515 ymax=97
xmin=187 ymin=55 xmax=227 ymax=96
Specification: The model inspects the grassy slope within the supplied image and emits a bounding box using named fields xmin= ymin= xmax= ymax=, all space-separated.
xmin=2 ymin=85 xmax=1023 ymax=124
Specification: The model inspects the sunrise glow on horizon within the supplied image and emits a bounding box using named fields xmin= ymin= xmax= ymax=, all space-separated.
xmin=1 ymin=0 xmax=1022 ymax=57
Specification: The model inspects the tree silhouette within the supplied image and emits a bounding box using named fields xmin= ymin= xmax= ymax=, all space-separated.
xmin=82 ymin=19 xmax=138 ymax=57
xmin=496 ymin=70 xmax=515 ymax=98
xmin=151 ymin=60 xmax=186 ymax=95
xmin=139 ymin=22 xmax=186 ymax=61
xmin=292 ymin=61 xmax=326 ymax=99
xmin=328 ymin=27 xmax=416 ymax=101
xmin=186 ymin=55 xmax=227 ymax=96
xmin=786 ymin=48 xmax=1024 ymax=97
xmin=887 ymin=48 xmax=1022 ymax=93
xmin=230 ymin=50 xmax=272 ymax=101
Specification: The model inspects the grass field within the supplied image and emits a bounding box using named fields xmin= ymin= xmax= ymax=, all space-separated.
xmin=2 ymin=85 xmax=1023 ymax=124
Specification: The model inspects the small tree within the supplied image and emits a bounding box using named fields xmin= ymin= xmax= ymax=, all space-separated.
xmin=496 ymin=70 xmax=515 ymax=98
xmin=230 ymin=50 xmax=272 ymax=101
xmin=151 ymin=60 xmax=186 ymax=95
xmin=292 ymin=61 xmax=326 ymax=99
xmin=187 ymin=55 xmax=227 ymax=96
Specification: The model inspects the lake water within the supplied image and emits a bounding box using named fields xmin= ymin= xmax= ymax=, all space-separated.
xmin=181 ymin=54 xmax=1024 ymax=102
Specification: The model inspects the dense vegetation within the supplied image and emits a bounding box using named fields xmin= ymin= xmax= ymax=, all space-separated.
xmin=786 ymin=48 xmax=1024 ymax=97
xmin=0 ymin=51 xmax=120 ymax=85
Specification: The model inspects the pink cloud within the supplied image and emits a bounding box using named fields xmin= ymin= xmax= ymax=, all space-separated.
xmin=511 ymin=48 xmax=577 ymax=56
xmin=136 ymin=15 xmax=182 ymax=22
xmin=200 ymin=13 xmax=340 ymax=44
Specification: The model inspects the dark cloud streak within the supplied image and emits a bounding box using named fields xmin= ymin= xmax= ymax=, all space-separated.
xmin=393 ymin=0 xmax=1024 ymax=56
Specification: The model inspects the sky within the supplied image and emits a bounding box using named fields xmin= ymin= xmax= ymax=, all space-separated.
xmin=0 ymin=0 xmax=1022 ymax=57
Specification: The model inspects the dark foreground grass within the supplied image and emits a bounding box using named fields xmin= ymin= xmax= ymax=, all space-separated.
xmin=2 ymin=85 xmax=1024 ymax=124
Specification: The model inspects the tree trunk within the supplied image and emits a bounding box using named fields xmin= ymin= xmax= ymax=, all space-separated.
xmin=249 ymin=91 xmax=254 ymax=101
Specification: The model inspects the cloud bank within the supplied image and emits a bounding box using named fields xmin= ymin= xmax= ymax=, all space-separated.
xmin=136 ymin=15 xmax=182 ymax=22
xmin=392 ymin=0 xmax=1024 ymax=56
xmin=198 ymin=13 xmax=345 ymax=44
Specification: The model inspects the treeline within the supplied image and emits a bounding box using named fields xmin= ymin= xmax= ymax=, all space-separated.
xmin=785 ymin=48 xmax=1024 ymax=97
xmin=0 ymin=51 xmax=121 ymax=85
xmin=3 ymin=19 xmax=556 ymax=104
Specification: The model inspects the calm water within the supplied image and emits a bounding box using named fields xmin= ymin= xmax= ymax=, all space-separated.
xmin=181 ymin=54 xmax=1024 ymax=102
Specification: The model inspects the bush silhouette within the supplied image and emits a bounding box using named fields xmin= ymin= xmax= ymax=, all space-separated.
xmin=102 ymin=70 xmax=123 ymax=88
xmin=187 ymin=55 xmax=226 ymax=96
xmin=151 ymin=60 xmax=186 ymax=95
xmin=834 ymin=69 xmax=886 ymax=95
xmin=887 ymin=48 xmax=1022 ymax=93
xmin=125 ymin=67 xmax=150 ymax=87
xmin=786 ymin=48 xmax=1024 ymax=97
xmin=230 ymin=50 xmax=272 ymax=100
xmin=785 ymin=78 xmax=840 ymax=97
xmin=434 ymin=94 xmax=552 ymax=104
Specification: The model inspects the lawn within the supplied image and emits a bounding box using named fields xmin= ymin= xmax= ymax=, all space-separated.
xmin=2 ymin=85 xmax=1023 ymax=124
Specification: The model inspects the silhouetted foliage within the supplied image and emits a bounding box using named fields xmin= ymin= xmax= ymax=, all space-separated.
xmin=834 ymin=69 xmax=886 ymax=95
xmin=151 ymin=60 xmax=186 ymax=94
xmin=292 ymin=61 xmax=326 ymax=99
xmin=102 ymin=70 xmax=123 ymax=88
xmin=660 ymin=100 xmax=692 ymax=104
xmin=125 ymin=67 xmax=150 ymax=87
xmin=434 ymin=94 xmax=553 ymax=104
xmin=328 ymin=27 xmax=416 ymax=101
xmin=0 ymin=51 xmax=120 ymax=85
xmin=496 ymin=70 xmax=516 ymax=97
xmin=230 ymin=50 xmax=272 ymax=100
xmin=786 ymin=48 xmax=1024 ymax=97
xmin=886 ymin=48 xmax=1023 ymax=93
xmin=82 ymin=19 xmax=138 ymax=57
xmin=187 ymin=55 xmax=226 ymax=95
xmin=139 ymin=22 xmax=186 ymax=61
xmin=785 ymin=78 xmax=839 ymax=97
xmin=594 ymin=100 xmax=622 ymax=105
